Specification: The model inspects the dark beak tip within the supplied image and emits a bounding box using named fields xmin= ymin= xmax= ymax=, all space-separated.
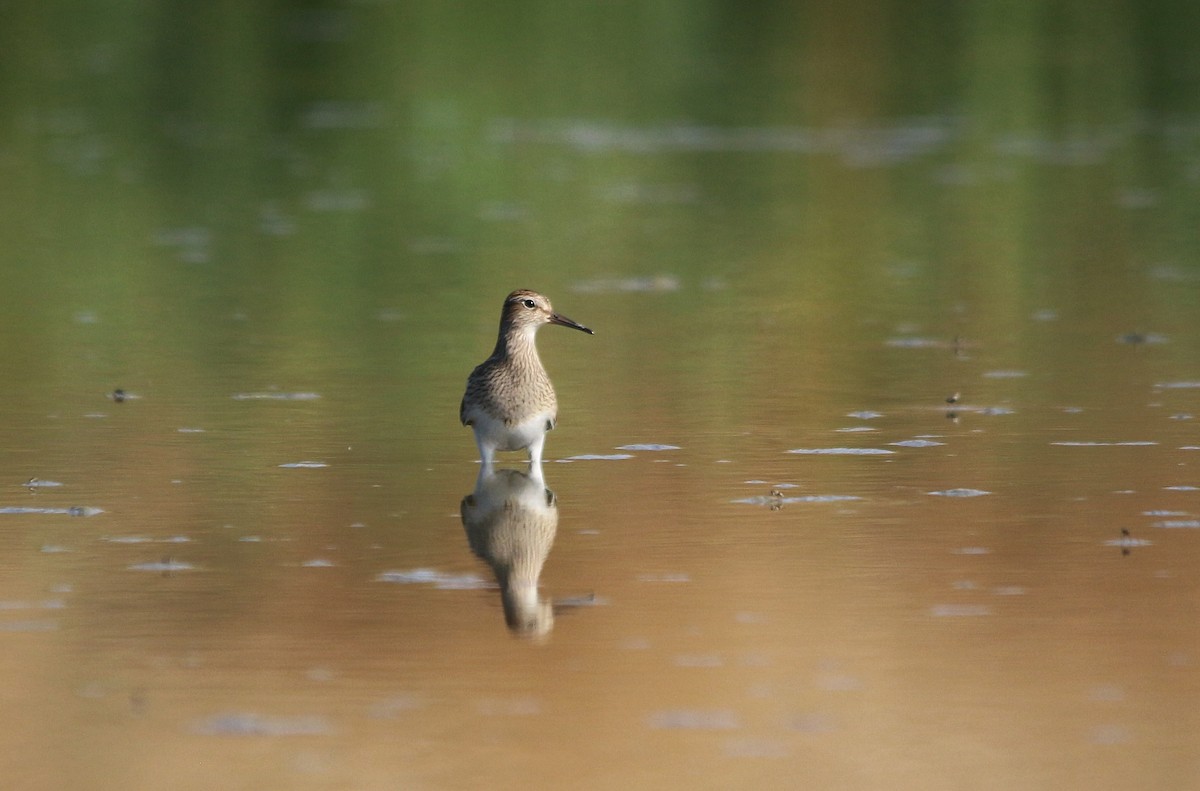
xmin=551 ymin=313 xmax=594 ymax=335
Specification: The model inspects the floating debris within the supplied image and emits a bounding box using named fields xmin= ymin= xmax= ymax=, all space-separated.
xmin=1108 ymin=529 xmax=1151 ymax=553
xmin=636 ymin=572 xmax=690 ymax=583
xmin=596 ymin=182 xmax=699 ymax=206
xmin=258 ymin=202 xmax=298 ymax=236
xmin=555 ymin=593 xmax=606 ymax=609
xmin=109 ymin=389 xmax=127 ymax=403
xmin=191 ymin=712 xmax=333 ymax=737
xmin=127 ymin=559 xmax=196 ymax=572
xmin=646 ymin=709 xmax=740 ymax=730
xmin=929 ymin=488 xmax=991 ymax=497
xmin=0 ymin=599 xmax=65 ymax=611
xmin=571 ymin=275 xmax=681 ymax=294
xmin=945 ymin=392 xmax=960 ymax=404
xmin=885 ymin=337 xmax=946 ymax=348
xmin=23 ymin=479 xmax=63 ymax=489
xmin=368 ymin=695 xmax=425 ymax=719
xmin=733 ymin=494 xmax=862 ymax=506
xmin=787 ymin=448 xmax=894 ymax=455
xmin=1117 ymin=332 xmax=1168 ymax=345
xmin=152 ymin=226 xmax=212 ymax=262
xmin=231 ymin=392 xmax=322 ymax=401
xmin=103 ymin=535 xmax=191 ymax=544
xmin=375 ymin=568 xmax=488 ymax=590
xmin=0 ymin=506 xmax=103 ymax=516
xmin=556 ymin=454 xmax=634 ymax=462
xmin=1051 ymin=441 xmax=1157 ymax=447
xmin=789 ymin=713 xmax=837 ymax=734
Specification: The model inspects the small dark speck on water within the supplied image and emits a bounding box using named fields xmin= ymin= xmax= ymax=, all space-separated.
xmin=945 ymin=392 xmax=960 ymax=404
xmin=110 ymin=389 xmax=126 ymax=403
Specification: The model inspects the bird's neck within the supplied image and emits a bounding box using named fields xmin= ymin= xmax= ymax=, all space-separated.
xmin=492 ymin=322 xmax=541 ymax=365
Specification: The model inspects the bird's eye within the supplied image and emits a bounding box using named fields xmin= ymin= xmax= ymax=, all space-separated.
xmin=522 ymin=299 xmax=536 ymax=309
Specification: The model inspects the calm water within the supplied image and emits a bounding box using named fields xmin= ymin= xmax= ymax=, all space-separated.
xmin=3 ymin=2 xmax=1200 ymax=789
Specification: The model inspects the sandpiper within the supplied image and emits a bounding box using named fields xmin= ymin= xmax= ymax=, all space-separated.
xmin=460 ymin=289 xmax=593 ymax=470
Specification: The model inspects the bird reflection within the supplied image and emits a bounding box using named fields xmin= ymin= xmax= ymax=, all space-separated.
xmin=461 ymin=467 xmax=559 ymax=639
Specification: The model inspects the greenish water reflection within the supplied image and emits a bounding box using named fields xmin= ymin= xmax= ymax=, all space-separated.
xmin=2 ymin=3 xmax=1200 ymax=790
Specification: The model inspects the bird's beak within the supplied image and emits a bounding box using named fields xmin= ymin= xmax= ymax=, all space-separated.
xmin=549 ymin=312 xmax=594 ymax=335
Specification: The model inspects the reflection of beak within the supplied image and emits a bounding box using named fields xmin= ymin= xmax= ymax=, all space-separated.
xmin=549 ymin=312 xmax=594 ymax=335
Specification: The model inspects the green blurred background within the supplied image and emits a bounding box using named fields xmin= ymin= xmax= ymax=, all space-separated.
xmin=2 ymin=0 xmax=1199 ymax=445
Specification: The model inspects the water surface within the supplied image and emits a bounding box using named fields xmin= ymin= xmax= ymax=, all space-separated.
xmin=2 ymin=2 xmax=1200 ymax=790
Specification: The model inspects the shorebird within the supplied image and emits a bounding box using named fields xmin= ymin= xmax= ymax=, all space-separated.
xmin=460 ymin=289 xmax=593 ymax=470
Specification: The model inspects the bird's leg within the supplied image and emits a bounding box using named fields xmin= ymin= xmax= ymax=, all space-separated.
xmin=527 ymin=433 xmax=546 ymax=476
xmin=477 ymin=435 xmax=497 ymax=475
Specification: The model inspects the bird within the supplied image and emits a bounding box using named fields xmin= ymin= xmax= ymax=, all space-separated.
xmin=460 ymin=289 xmax=593 ymax=471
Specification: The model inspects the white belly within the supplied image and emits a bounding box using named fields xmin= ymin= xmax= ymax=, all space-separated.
xmin=472 ymin=410 xmax=553 ymax=452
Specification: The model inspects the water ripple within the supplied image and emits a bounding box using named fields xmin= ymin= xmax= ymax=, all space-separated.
xmin=787 ymin=448 xmax=894 ymax=455
xmin=375 ymin=568 xmax=488 ymax=590
xmin=929 ymin=488 xmax=991 ymax=497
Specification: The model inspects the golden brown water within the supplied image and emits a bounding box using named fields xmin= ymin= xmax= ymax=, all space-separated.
xmin=3 ymin=3 xmax=1200 ymax=789
xmin=4 ymin=308 xmax=1199 ymax=790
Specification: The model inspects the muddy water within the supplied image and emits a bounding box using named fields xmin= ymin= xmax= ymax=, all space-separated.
xmin=3 ymin=2 xmax=1200 ymax=789
xmin=4 ymin=282 xmax=1198 ymax=791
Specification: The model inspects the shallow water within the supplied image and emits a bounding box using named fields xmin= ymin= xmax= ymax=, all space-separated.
xmin=3 ymin=3 xmax=1200 ymax=790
